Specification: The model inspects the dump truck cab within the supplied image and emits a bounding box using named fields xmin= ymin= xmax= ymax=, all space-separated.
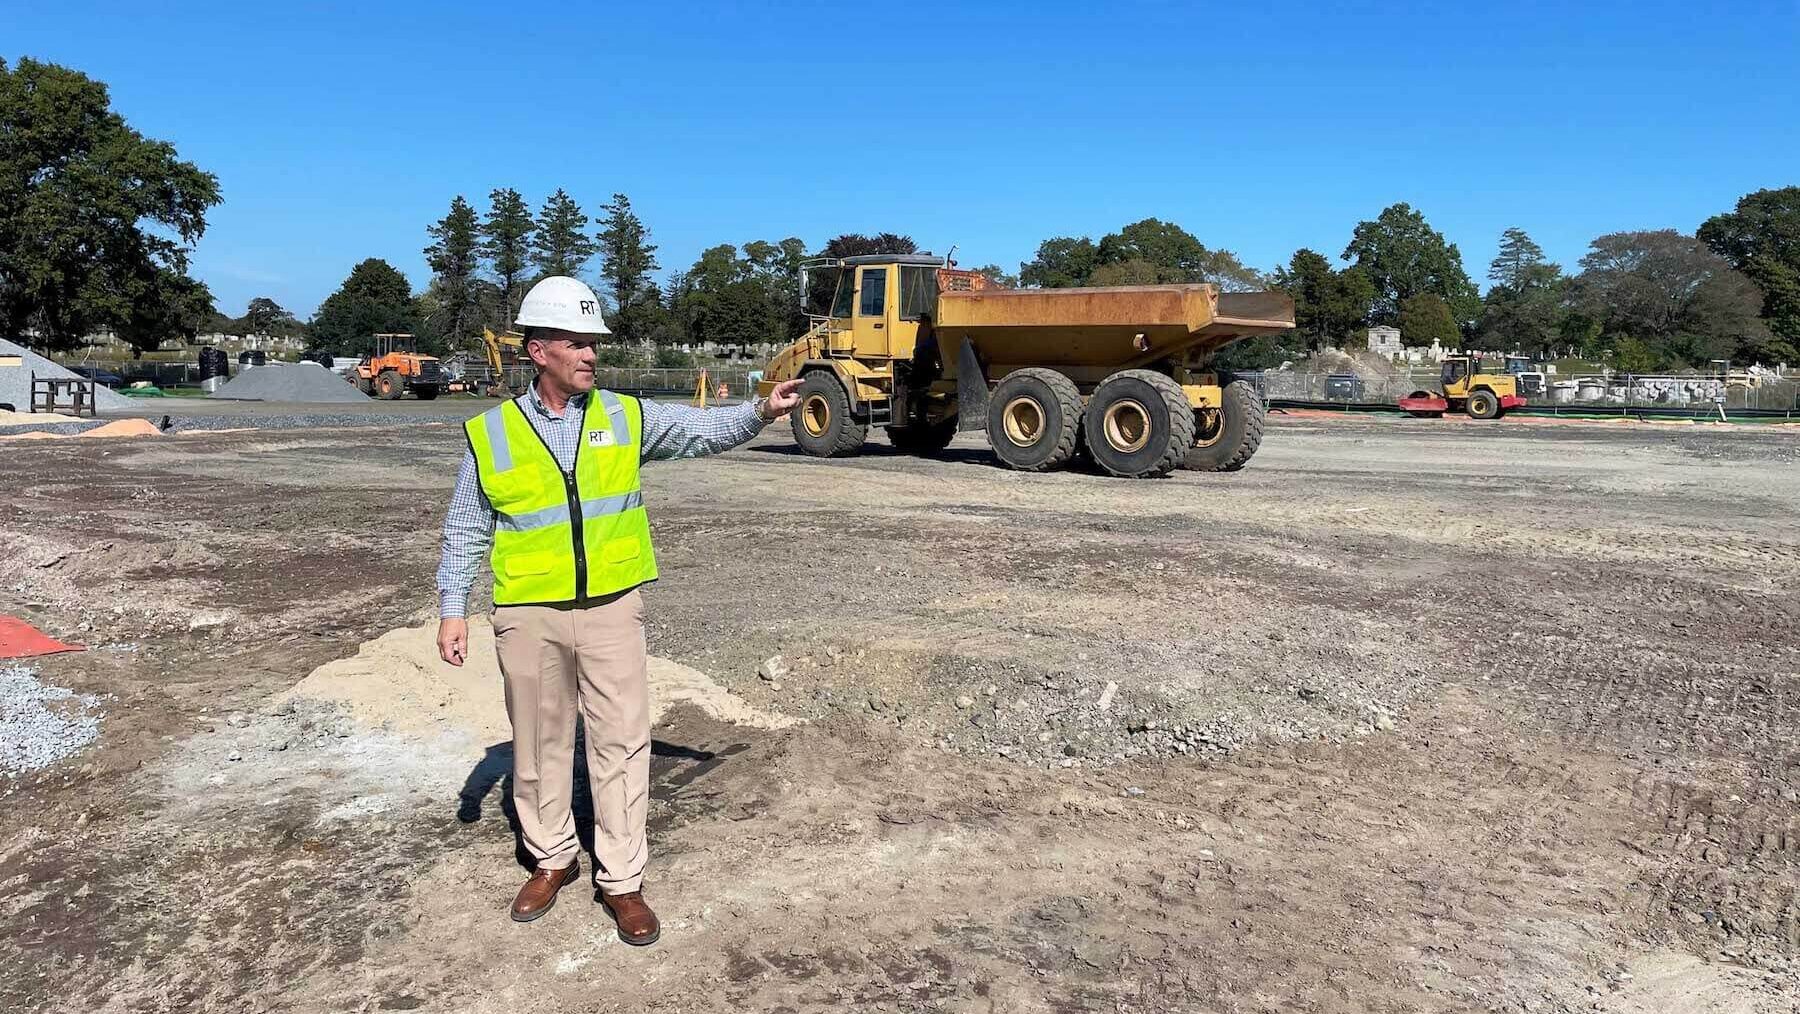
xmin=760 ymin=254 xmax=1295 ymax=477
xmin=811 ymin=254 xmax=943 ymax=362
xmin=765 ymin=254 xmax=972 ymax=444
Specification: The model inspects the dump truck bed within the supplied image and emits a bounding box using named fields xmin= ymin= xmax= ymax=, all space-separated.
xmin=934 ymin=283 xmax=1294 ymax=372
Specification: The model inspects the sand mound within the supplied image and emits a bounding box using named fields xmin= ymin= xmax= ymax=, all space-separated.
xmin=0 ymin=408 xmax=74 ymax=425
xmin=0 ymin=418 xmax=161 ymax=440
xmin=85 ymin=419 xmax=162 ymax=438
xmin=281 ymin=617 xmax=795 ymax=741
xmin=209 ymin=363 xmax=369 ymax=403
xmin=0 ymin=338 xmax=137 ymax=411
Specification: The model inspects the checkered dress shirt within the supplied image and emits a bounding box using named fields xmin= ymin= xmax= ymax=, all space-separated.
xmin=436 ymin=383 xmax=766 ymax=618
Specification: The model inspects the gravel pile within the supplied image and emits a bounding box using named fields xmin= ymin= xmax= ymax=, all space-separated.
xmin=0 ymin=664 xmax=103 ymax=774
xmin=163 ymin=412 xmax=465 ymax=433
xmin=0 ymin=338 xmax=136 ymax=411
xmin=0 ymin=419 xmax=112 ymax=437
xmin=0 ymin=411 xmax=468 ymax=437
xmin=208 ymin=363 xmax=370 ymax=403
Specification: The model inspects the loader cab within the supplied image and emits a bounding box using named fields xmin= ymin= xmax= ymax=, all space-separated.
xmin=804 ymin=254 xmax=947 ymax=361
xmin=372 ymin=332 xmax=417 ymax=357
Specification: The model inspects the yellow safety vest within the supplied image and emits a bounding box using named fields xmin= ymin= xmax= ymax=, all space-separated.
xmin=464 ymin=390 xmax=658 ymax=606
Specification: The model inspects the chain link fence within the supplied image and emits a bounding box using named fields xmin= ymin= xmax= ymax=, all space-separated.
xmin=1255 ymin=371 xmax=1800 ymax=414
xmin=456 ymin=366 xmax=762 ymax=398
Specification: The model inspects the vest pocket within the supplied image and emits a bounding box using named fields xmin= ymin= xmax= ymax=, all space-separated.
xmin=600 ymin=536 xmax=641 ymax=564
xmin=502 ymin=552 xmax=557 ymax=578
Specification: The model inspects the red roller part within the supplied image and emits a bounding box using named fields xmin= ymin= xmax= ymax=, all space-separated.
xmin=1398 ymin=391 xmax=1449 ymax=415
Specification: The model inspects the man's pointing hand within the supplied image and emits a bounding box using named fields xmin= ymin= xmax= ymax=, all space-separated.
xmin=758 ymin=378 xmax=803 ymax=422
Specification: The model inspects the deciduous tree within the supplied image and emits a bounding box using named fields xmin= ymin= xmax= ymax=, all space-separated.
xmin=1570 ymin=230 xmax=1767 ymax=366
xmin=820 ymin=233 xmax=918 ymax=258
xmin=1699 ymin=187 xmax=1800 ymax=364
xmin=1342 ymin=203 xmax=1480 ymax=326
xmin=308 ymin=258 xmax=419 ymax=356
xmin=0 ymin=58 xmax=221 ymax=353
xmin=1397 ymin=293 xmax=1459 ymax=348
xmin=970 ymin=264 xmax=1019 ymax=287
xmin=240 ymin=296 xmax=302 ymax=336
xmin=1020 ymin=237 xmax=1098 ymax=288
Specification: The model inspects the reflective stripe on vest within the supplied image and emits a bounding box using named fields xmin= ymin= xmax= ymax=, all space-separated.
xmin=464 ymin=389 xmax=659 ymax=606
xmin=495 ymin=490 xmax=645 ymax=533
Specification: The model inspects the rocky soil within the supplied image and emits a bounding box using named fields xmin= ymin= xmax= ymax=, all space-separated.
xmin=1 ymin=410 xmax=1796 ymax=1013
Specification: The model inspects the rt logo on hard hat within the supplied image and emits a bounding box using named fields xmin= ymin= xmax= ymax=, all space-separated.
xmin=579 ymin=301 xmax=597 ymax=315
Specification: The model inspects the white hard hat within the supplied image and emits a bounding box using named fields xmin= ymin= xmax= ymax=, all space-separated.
xmin=515 ymin=276 xmax=611 ymax=335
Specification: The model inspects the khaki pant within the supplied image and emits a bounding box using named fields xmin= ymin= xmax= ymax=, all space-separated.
xmin=492 ymin=590 xmax=649 ymax=895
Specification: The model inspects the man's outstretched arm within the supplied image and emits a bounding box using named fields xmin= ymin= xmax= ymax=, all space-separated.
xmin=637 ymin=379 xmax=800 ymax=462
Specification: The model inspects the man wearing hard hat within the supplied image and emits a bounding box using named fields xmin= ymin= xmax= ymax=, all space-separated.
xmin=434 ymin=276 xmax=800 ymax=943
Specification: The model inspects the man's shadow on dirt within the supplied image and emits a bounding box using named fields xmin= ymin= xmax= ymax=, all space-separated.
xmin=456 ymin=724 xmax=736 ymax=870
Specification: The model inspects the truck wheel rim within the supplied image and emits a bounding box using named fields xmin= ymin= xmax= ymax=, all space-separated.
xmin=1194 ymin=408 xmax=1223 ymax=448
xmin=1103 ymin=399 xmax=1151 ymax=453
xmin=1002 ymin=396 xmax=1045 ymax=446
xmin=802 ymin=394 xmax=831 ymax=437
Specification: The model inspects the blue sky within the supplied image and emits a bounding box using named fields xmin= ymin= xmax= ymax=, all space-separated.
xmin=6 ymin=1 xmax=1796 ymax=317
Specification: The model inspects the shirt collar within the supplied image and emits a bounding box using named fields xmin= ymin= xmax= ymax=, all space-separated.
xmin=527 ymin=378 xmax=587 ymax=420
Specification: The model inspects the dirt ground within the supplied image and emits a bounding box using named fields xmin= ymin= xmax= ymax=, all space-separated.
xmin=2 ymin=410 xmax=1797 ymax=1013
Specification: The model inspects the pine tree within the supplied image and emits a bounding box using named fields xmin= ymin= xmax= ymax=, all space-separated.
xmin=531 ymin=189 xmax=597 ymax=279
xmin=424 ymin=195 xmax=482 ymax=348
xmin=480 ymin=187 xmax=534 ymax=325
xmin=596 ymin=193 xmax=660 ymax=340
xmin=1488 ymin=228 xmax=1552 ymax=290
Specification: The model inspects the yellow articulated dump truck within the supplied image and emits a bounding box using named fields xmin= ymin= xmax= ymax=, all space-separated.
xmin=756 ymin=255 xmax=1295 ymax=477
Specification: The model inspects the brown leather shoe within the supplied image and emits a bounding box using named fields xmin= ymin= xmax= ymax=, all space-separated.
xmin=510 ymin=861 xmax=580 ymax=923
xmin=598 ymin=890 xmax=660 ymax=946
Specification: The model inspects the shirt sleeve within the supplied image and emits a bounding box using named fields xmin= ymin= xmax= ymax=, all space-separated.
xmin=436 ymin=447 xmax=497 ymax=619
xmin=637 ymin=398 xmax=768 ymax=462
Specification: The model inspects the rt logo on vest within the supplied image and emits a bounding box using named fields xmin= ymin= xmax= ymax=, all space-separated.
xmin=588 ymin=429 xmax=616 ymax=447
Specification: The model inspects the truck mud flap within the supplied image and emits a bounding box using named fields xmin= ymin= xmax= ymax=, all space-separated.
xmin=957 ymin=337 xmax=989 ymax=432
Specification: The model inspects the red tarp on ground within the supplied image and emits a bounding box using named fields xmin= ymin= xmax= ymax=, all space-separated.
xmin=0 ymin=616 xmax=84 ymax=659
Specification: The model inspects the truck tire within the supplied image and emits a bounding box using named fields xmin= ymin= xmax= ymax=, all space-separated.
xmin=793 ymin=371 xmax=866 ymax=457
xmin=415 ymin=386 xmax=440 ymax=401
xmin=1467 ymin=389 xmax=1499 ymax=419
xmin=887 ymin=418 xmax=957 ymax=456
xmin=1083 ymin=369 xmax=1195 ymax=478
xmin=986 ymin=368 xmax=1081 ymax=471
xmin=377 ymin=370 xmax=406 ymax=400
xmin=1182 ymin=379 xmax=1264 ymax=472
xmin=356 ymin=375 xmax=375 ymax=396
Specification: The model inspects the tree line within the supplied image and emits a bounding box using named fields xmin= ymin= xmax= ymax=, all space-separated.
xmin=1020 ymin=201 xmax=1795 ymax=372
xmin=301 ymin=192 xmax=969 ymax=365
xmin=4 ymin=58 xmax=1796 ymax=374
xmin=146 ymin=181 xmax=1800 ymax=376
